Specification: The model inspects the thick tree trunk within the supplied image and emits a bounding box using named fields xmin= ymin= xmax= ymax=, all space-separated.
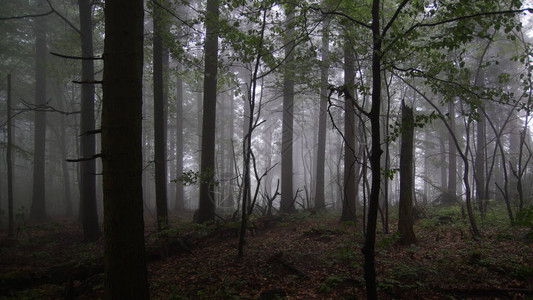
xmin=153 ymin=1 xmax=169 ymax=230
xmin=280 ymin=7 xmax=295 ymax=213
xmin=398 ymin=102 xmax=417 ymax=245
xmin=78 ymin=0 xmax=100 ymax=242
xmin=30 ymin=0 xmax=48 ymax=222
xmin=197 ymin=0 xmax=219 ymax=223
xmin=101 ymin=0 xmax=148 ymax=298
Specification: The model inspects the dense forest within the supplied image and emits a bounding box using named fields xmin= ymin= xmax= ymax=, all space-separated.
xmin=1 ymin=0 xmax=533 ymax=299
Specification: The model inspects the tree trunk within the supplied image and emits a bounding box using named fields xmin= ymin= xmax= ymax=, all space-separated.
xmin=340 ymin=38 xmax=356 ymax=222
xmin=280 ymin=6 xmax=295 ymax=213
xmin=7 ymin=74 xmax=14 ymax=237
xmin=153 ymin=1 xmax=169 ymax=230
xmin=78 ymin=0 xmax=100 ymax=242
xmin=398 ymin=102 xmax=417 ymax=245
xmin=475 ymin=111 xmax=486 ymax=213
xmin=197 ymin=0 xmax=219 ymax=223
xmin=440 ymin=138 xmax=447 ymax=194
xmin=315 ymin=24 xmax=329 ymax=210
xmin=101 ymin=0 xmax=148 ymax=298
xmin=361 ymin=1 xmax=382 ymax=298
xmin=175 ymin=66 xmax=185 ymax=212
xmin=30 ymin=0 xmax=48 ymax=222
xmin=447 ymin=99 xmax=457 ymax=204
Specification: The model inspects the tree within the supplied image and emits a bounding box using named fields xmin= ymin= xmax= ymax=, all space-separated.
xmin=153 ymin=0 xmax=169 ymax=230
xmin=197 ymin=0 xmax=219 ymax=223
xmin=175 ymin=66 xmax=185 ymax=212
xmin=30 ymin=0 xmax=48 ymax=222
xmin=7 ymin=74 xmax=14 ymax=237
xmin=314 ymin=19 xmax=329 ymax=211
xmin=101 ymin=0 xmax=148 ymax=297
xmin=78 ymin=0 xmax=101 ymax=242
xmin=398 ymin=101 xmax=417 ymax=245
xmin=340 ymin=35 xmax=357 ymax=222
xmin=280 ymin=5 xmax=295 ymax=214
xmin=446 ymin=99 xmax=458 ymax=204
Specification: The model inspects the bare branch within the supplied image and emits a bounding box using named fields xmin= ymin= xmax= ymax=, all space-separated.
xmin=50 ymin=51 xmax=102 ymax=60
xmin=0 ymin=10 xmax=53 ymax=20
xmin=80 ymin=129 xmax=102 ymax=136
xmin=45 ymin=0 xmax=81 ymax=34
xmin=72 ymin=80 xmax=103 ymax=85
xmin=66 ymin=154 xmax=102 ymax=163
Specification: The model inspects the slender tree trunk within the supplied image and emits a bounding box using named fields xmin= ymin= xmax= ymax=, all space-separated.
xmin=78 ymin=0 xmax=100 ymax=241
xmin=101 ymin=0 xmax=148 ymax=297
xmin=440 ymin=139 xmax=447 ymax=194
xmin=447 ymin=99 xmax=457 ymax=204
xmin=315 ymin=33 xmax=329 ymax=212
xmin=153 ymin=1 xmax=169 ymax=230
xmin=341 ymin=39 xmax=356 ymax=222
xmin=475 ymin=111 xmax=486 ymax=213
xmin=362 ymin=1 xmax=382 ymax=298
xmin=280 ymin=6 xmax=295 ymax=213
xmin=58 ymin=102 xmax=72 ymax=217
xmin=175 ymin=66 xmax=185 ymax=212
xmin=398 ymin=102 xmax=417 ymax=245
xmin=197 ymin=0 xmax=219 ymax=223
xmin=30 ymin=0 xmax=48 ymax=222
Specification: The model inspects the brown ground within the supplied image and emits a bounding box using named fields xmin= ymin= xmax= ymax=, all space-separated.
xmin=0 ymin=211 xmax=532 ymax=299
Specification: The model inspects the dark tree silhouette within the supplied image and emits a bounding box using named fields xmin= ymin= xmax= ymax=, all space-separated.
xmin=197 ymin=0 xmax=219 ymax=223
xmin=101 ymin=0 xmax=148 ymax=297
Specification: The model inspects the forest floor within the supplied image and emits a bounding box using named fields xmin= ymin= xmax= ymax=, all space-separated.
xmin=0 ymin=207 xmax=532 ymax=299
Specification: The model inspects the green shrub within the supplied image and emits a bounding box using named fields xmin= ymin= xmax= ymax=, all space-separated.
xmin=515 ymin=206 xmax=533 ymax=226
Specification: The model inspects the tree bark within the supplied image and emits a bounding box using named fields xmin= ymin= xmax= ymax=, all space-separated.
xmin=78 ymin=0 xmax=100 ymax=242
xmin=101 ymin=0 xmax=148 ymax=298
xmin=197 ymin=0 xmax=219 ymax=223
xmin=398 ymin=102 xmax=417 ymax=245
xmin=7 ymin=74 xmax=14 ymax=237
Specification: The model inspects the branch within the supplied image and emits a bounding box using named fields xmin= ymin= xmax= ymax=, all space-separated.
xmin=308 ymin=5 xmax=371 ymax=30
xmin=415 ymin=8 xmax=533 ymax=29
xmin=149 ymin=0 xmax=201 ymax=33
xmin=72 ymin=80 xmax=103 ymax=85
xmin=0 ymin=10 xmax=53 ymax=20
xmin=381 ymin=0 xmax=409 ymax=37
xmin=329 ymin=84 xmax=370 ymax=117
xmin=50 ymin=52 xmax=103 ymax=60
xmin=80 ymin=129 xmax=101 ymax=136
xmin=18 ymin=99 xmax=81 ymax=115
xmin=66 ymin=154 xmax=102 ymax=163
xmin=46 ymin=0 xmax=80 ymax=34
